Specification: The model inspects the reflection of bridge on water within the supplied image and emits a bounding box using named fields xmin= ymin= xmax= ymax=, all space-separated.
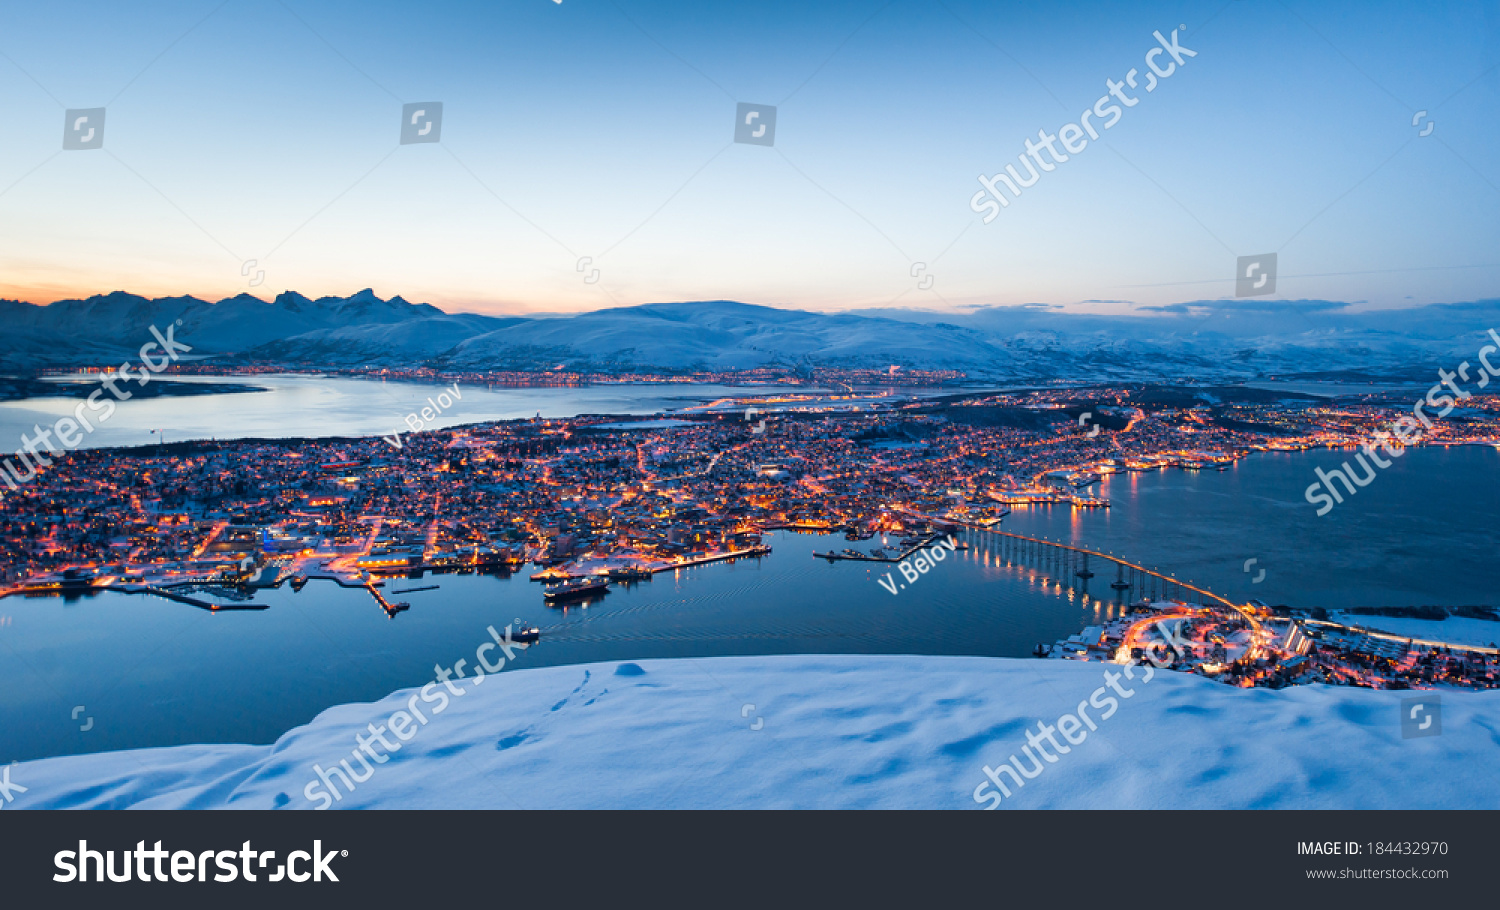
xmin=963 ymin=528 xmax=1248 ymax=618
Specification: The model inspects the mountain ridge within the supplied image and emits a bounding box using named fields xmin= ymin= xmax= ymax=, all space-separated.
xmin=3 ymin=290 xmax=1497 ymax=381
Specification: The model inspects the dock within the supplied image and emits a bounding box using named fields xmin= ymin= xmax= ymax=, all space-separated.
xmin=124 ymin=585 xmax=267 ymax=612
xmin=665 ymin=544 xmax=772 ymax=571
xmin=365 ymin=583 xmax=410 ymax=617
xmin=530 ymin=546 xmax=773 ymax=582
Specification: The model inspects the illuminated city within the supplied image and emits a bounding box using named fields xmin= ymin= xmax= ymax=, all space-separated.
xmin=5 ymin=373 xmax=1496 ymax=692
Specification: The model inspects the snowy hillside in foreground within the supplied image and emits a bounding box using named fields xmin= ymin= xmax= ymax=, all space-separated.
xmin=13 ymin=655 xmax=1500 ymax=810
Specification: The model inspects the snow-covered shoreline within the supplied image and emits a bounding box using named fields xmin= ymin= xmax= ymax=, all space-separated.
xmin=12 ymin=654 xmax=1500 ymax=810
xmin=1329 ymin=612 xmax=1500 ymax=650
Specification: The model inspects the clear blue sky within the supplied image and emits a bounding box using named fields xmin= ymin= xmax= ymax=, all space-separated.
xmin=0 ymin=0 xmax=1496 ymax=315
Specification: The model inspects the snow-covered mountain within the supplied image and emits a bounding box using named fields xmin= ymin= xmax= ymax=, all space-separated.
xmin=0 ymin=289 xmax=464 ymax=364
xmin=2 ymin=290 xmax=1496 ymax=381
xmin=438 ymin=301 xmax=1023 ymax=373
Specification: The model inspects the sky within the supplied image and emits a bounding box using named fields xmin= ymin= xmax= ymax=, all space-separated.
xmin=0 ymin=0 xmax=1496 ymax=317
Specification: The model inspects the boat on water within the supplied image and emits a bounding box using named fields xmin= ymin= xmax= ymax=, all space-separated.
xmin=509 ymin=624 xmax=542 ymax=643
xmin=543 ymin=577 xmax=610 ymax=601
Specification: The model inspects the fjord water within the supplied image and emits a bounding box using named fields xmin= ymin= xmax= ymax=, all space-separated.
xmin=2 ymin=527 xmax=1124 ymax=762
xmin=0 ymin=375 xmax=789 ymax=449
xmin=1003 ymin=445 xmax=1500 ymax=611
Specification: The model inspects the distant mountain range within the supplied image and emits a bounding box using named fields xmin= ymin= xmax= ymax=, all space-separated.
xmin=3 ymin=289 xmax=1497 ymax=382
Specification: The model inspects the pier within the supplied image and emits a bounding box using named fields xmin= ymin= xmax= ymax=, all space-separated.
xmin=364 ymin=582 xmax=410 ymax=617
xmin=125 ymin=585 xmax=267 ymax=612
xmin=529 ymin=545 xmax=773 ymax=582
xmin=665 ymin=544 xmax=772 ymax=571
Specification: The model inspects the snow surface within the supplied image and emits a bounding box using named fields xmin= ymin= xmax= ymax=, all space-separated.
xmin=13 ymin=654 xmax=1500 ymax=810
xmin=1329 ymin=612 xmax=1500 ymax=649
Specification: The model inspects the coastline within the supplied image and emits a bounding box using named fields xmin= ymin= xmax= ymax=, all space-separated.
xmin=0 ymin=377 xmax=268 ymax=402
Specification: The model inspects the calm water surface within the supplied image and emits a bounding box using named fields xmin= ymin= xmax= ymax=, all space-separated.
xmin=1001 ymin=446 xmax=1500 ymax=610
xmin=0 ymin=375 xmax=830 ymax=450
xmin=1 ymin=528 xmax=1114 ymax=761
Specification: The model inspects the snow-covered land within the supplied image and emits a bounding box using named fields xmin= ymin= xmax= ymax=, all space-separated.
xmin=13 ymin=655 xmax=1500 ymax=810
xmin=1329 ymin=612 xmax=1500 ymax=650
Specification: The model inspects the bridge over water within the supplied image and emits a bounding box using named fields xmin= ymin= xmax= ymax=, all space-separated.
xmin=959 ymin=527 xmax=1257 ymax=624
